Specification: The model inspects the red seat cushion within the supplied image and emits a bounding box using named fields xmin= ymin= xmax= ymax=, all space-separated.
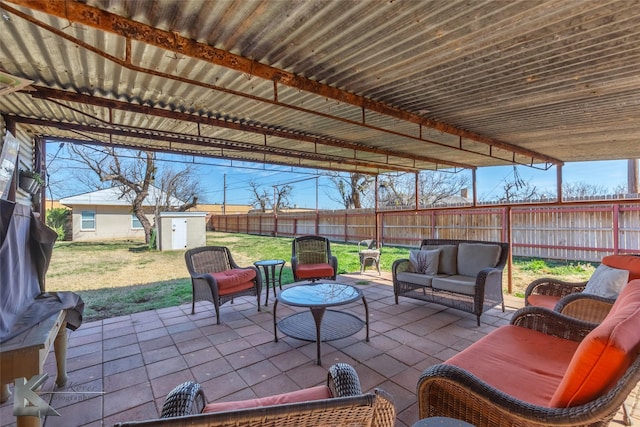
xmin=210 ymin=269 xmax=256 ymax=295
xmin=602 ymin=255 xmax=640 ymax=281
xmin=295 ymin=263 xmax=334 ymax=279
xmin=527 ymin=294 xmax=561 ymax=310
xmin=445 ymin=325 xmax=579 ymax=406
xmin=203 ymin=385 xmax=332 ymax=413
xmin=550 ymin=280 xmax=640 ymax=407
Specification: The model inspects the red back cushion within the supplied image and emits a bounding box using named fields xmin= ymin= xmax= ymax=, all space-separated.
xmin=602 ymin=255 xmax=640 ymax=281
xmin=203 ymin=385 xmax=332 ymax=413
xmin=549 ymin=280 xmax=640 ymax=407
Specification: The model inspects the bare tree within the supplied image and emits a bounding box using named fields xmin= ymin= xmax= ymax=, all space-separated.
xmin=68 ymin=145 xmax=199 ymax=243
xmin=377 ymin=171 xmax=470 ymax=209
xmin=378 ymin=174 xmax=414 ymax=208
xmin=481 ymin=167 xmax=542 ymax=203
xmin=328 ymin=173 xmax=374 ymax=209
xmin=273 ymin=184 xmax=293 ymax=212
xmin=248 ymin=180 xmax=293 ymax=212
xmin=249 ymin=180 xmax=270 ymax=212
xmin=562 ymin=182 xmax=608 ymax=199
xmin=153 ymin=165 xmax=200 ymax=220
xmin=418 ymin=170 xmax=470 ymax=206
xmin=497 ymin=179 xmax=541 ymax=203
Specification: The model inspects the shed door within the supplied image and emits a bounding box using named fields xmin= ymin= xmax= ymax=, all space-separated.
xmin=171 ymin=218 xmax=188 ymax=249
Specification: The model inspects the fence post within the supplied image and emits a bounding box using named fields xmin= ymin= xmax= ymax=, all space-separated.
xmin=344 ymin=212 xmax=348 ymax=242
xmin=613 ymin=203 xmax=620 ymax=254
xmin=378 ymin=211 xmax=383 ymax=246
xmin=505 ymin=206 xmax=512 ymax=294
xmin=431 ymin=210 xmax=436 ymax=238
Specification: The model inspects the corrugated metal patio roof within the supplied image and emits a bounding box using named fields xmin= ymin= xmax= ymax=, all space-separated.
xmin=1 ymin=0 xmax=639 ymax=176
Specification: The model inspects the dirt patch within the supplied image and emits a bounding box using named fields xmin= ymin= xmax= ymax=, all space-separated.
xmin=46 ymin=235 xmax=255 ymax=293
xmin=47 ymin=244 xmax=189 ymax=292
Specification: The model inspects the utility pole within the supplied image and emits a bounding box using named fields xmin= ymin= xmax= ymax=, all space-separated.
xmin=628 ymin=159 xmax=639 ymax=194
xmin=223 ymin=174 xmax=226 ymax=215
xmin=273 ymin=185 xmax=277 ymax=214
xmin=273 ymin=185 xmax=278 ymax=237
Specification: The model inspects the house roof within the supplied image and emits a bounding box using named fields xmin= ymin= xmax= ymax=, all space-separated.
xmin=1 ymin=1 xmax=639 ymax=176
xmin=60 ymin=186 xmax=184 ymax=207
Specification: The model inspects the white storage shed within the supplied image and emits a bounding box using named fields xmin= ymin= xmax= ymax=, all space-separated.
xmin=157 ymin=212 xmax=206 ymax=251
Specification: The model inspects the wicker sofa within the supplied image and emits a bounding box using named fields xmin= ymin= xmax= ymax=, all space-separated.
xmin=392 ymin=238 xmax=509 ymax=325
xmin=115 ymin=363 xmax=395 ymax=427
xmin=417 ymin=279 xmax=640 ymax=427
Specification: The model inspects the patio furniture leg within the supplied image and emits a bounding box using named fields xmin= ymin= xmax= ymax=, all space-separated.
xmin=273 ymin=298 xmax=279 ymax=342
xmin=310 ymin=307 xmax=327 ymax=365
xmin=622 ymin=403 xmax=631 ymax=426
xmin=54 ymin=321 xmax=68 ymax=388
xmin=362 ymin=295 xmax=370 ymax=342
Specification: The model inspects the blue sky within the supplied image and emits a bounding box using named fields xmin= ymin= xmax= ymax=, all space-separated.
xmin=46 ymin=142 xmax=629 ymax=209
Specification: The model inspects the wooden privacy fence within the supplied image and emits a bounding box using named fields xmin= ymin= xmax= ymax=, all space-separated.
xmin=209 ymin=201 xmax=640 ymax=263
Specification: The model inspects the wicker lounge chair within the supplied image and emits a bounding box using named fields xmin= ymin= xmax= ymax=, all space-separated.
xmin=417 ymin=280 xmax=640 ymax=427
xmin=114 ymin=363 xmax=396 ymax=427
xmin=291 ymin=235 xmax=338 ymax=282
xmin=185 ymin=246 xmax=262 ymax=324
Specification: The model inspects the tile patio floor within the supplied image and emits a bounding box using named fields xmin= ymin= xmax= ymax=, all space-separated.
xmin=1 ymin=272 xmax=638 ymax=426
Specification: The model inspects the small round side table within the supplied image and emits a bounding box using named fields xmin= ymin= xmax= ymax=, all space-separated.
xmin=254 ymin=259 xmax=285 ymax=306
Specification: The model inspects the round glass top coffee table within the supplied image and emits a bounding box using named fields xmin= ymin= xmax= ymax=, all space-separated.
xmin=273 ymin=282 xmax=369 ymax=365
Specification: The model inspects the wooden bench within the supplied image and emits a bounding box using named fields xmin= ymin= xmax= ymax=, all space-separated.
xmin=0 ymin=309 xmax=68 ymax=404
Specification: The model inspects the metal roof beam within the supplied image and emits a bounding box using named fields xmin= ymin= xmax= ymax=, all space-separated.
xmin=29 ymin=86 xmax=469 ymax=170
xmin=10 ymin=115 xmax=424 ymax=174
xmin=5 ymin=0 xmax=561 ymax=167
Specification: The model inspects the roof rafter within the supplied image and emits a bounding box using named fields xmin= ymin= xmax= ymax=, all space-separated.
xmin=28 ymin=86 xmax=469 ymax=171
xmin=5 ymin=0 xmax=561 ymax=167
xmin=9 ymin=115 xmax=425 ymax=174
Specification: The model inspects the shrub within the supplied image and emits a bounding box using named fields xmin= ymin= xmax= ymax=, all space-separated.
xmin=46 ymin=207 xmax=70 ymax=240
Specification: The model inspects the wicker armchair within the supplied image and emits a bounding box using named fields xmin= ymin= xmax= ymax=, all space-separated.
xmin=417 ymin=305 xmax=640 ymax=427
xmin=291 ymin=235 xmax=338 ymax=282
xmin=525 ymin=254 xmax=640 ymax=323
xmin=114 ymin=363 xmax=396 ymax=427
xmin=358 ymin=239 xmax=381 ymax=274
xmin=185 ymin=246 xmax=262 ymax=324
xmin=524 ymin=277 xmax=606 ymax=321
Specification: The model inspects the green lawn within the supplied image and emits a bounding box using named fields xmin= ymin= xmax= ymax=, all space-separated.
xmin=51 ymin=232 xmax=595 ymax=322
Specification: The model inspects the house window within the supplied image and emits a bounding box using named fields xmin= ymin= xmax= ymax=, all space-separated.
xmin=81 ymin=210 xmax=95 ymax=230
xmin=131 ymin=214 xmax=143 ymax=229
